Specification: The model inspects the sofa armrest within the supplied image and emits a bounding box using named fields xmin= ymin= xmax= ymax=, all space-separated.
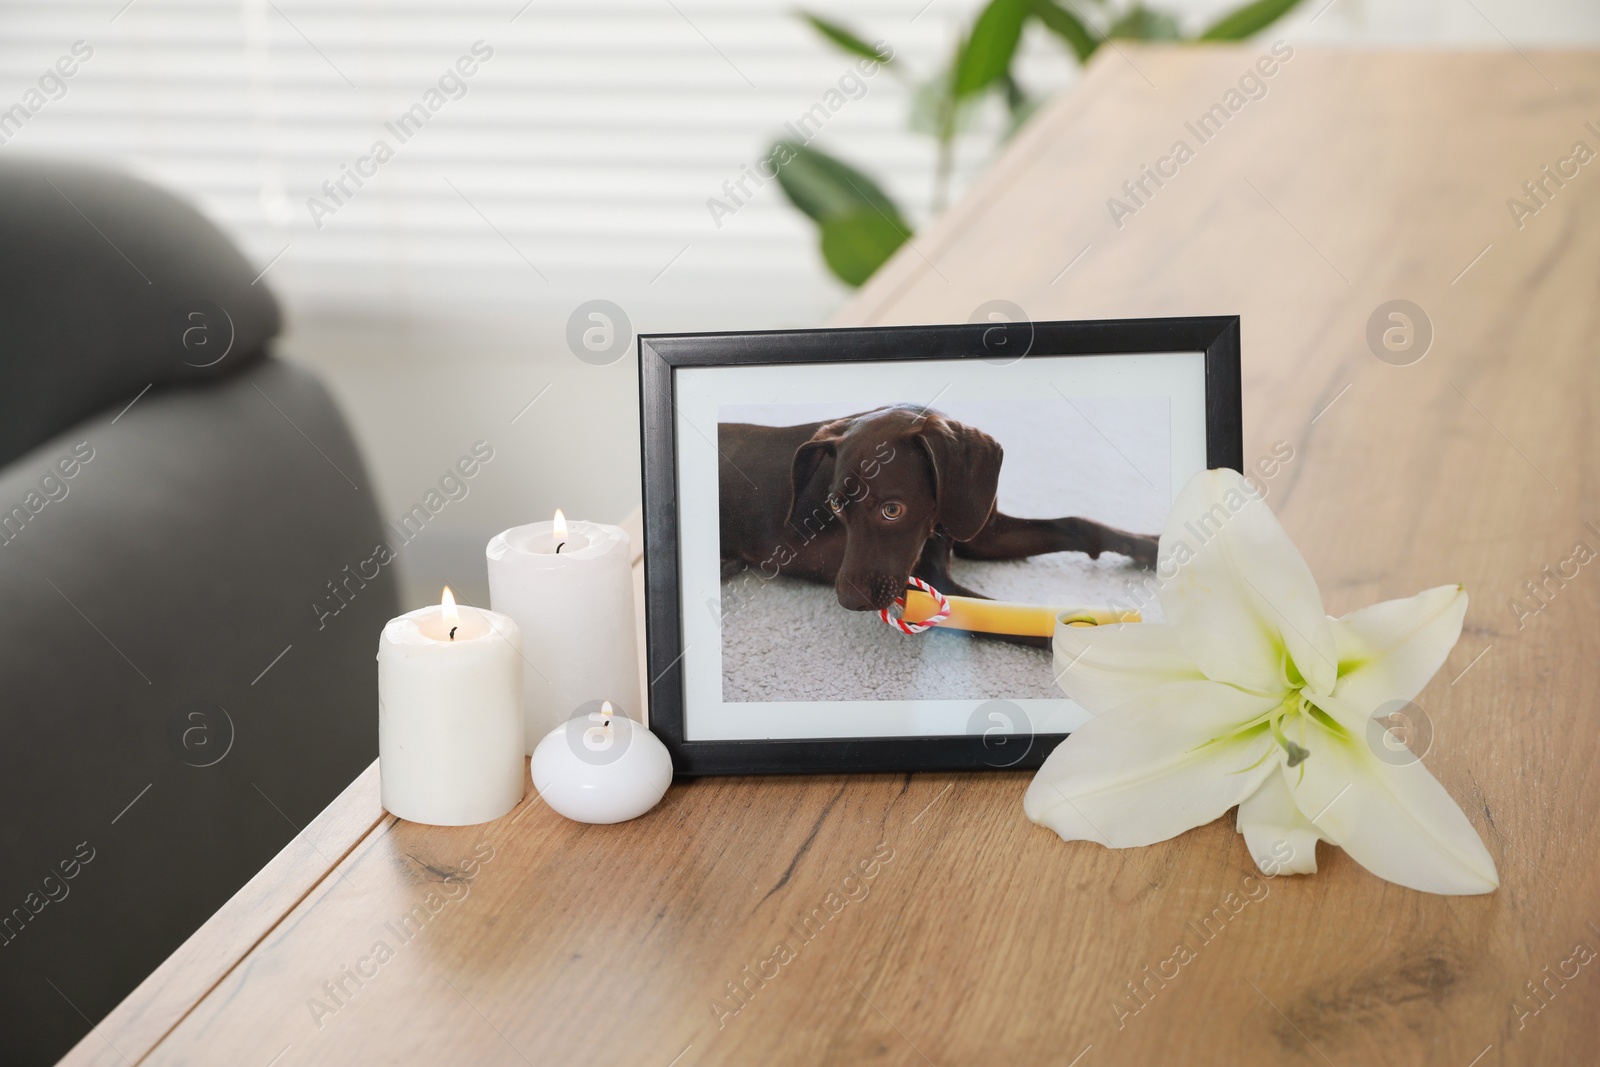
xmin=0 ymin=157 xmax=280 ymax=468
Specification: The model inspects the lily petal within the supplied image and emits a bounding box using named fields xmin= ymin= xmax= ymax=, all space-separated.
xmin=1236 ymin=769 xmax=1323 ymax=876
xmin=1053 ymin=621 xmax=1207 ymax=715
xmin=1160 ymin=470 xmax=1338 ymax=697
xmin=1327 ymin=584 xmax=1468 ymax=732
xmin=1025 ymin=680 xmax=1282 ymax=849
xmin=1290 ymin=727 xmax=1499 ymax=895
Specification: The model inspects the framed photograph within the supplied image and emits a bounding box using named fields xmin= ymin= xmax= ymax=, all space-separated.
xmin=639 ymin=316 xmax=1242 ymax=775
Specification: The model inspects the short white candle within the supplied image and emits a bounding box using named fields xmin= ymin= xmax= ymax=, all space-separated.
xmin=486 ymin=511 xmax=641 ymax=752
xmin=378 ymin=588 xmax=526 ymax=826
xmin=530 ymin=701 xmax=673 ymax=824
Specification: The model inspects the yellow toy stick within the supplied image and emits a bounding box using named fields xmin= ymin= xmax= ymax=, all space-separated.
xmin=902 ymin=588 xmax=1140 ymax=638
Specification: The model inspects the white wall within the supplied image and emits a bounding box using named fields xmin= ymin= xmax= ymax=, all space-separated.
xmin=3 ymin=0 xmax=1596 ymax=605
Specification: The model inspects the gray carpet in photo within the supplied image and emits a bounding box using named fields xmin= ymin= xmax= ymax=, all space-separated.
xmin=718 ymin=398 xmax=1171 ymax=703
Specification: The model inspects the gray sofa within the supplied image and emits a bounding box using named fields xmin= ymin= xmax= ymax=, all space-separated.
xmin=0 ymin=158 xmax=398 ymax=1065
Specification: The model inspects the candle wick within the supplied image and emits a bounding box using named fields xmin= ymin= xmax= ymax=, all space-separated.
xmin=555 ymin=541 xmax=566 ymax=554
xmin=449 ymin=626 xmax=457 ymax=640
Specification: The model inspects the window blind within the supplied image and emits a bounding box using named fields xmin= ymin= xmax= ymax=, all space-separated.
xmin=0 ymin=0 xmax=1085 ymax=327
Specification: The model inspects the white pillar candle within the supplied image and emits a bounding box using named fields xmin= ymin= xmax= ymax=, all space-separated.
xmin=378 ymin=588 xmax=526 ymax=825
xmin=487 ymin=511 xmax=641 ymax=752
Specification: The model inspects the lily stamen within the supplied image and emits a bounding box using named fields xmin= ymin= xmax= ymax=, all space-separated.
xmin=1267 ymin=714 xmax=1310 ymax=767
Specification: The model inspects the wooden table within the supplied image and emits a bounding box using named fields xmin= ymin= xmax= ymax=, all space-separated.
xmin=66 ymin=47 xmax=1600 ymax=1066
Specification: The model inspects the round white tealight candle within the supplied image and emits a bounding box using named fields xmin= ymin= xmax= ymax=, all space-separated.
xmin=486 ymin=511 xmax=641 ymax=752
xmin=530 ymin=701 xmax=673 ymax=824
xmin=378 ymin=588 xmax=526 ymax=826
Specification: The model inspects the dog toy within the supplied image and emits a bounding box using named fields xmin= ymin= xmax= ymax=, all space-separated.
xmin=879 ymin=576 xmax=952 ymax=634
xmin=883 ymin=581 xmax=1141 ymax=637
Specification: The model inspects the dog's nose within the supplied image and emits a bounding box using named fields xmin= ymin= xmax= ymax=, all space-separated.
xmin=836 ymin=574 xmax=899 ymax=612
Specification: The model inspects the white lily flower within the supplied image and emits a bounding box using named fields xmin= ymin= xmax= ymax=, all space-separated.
xmin=1024 ymin=468 xmax=1498 ymax=895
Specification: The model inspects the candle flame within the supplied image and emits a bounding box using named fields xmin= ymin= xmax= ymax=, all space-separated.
xmin=440 ymin=585 xmax=459 ymax=629
xmin=553 ymin=508 xmax=568 ymax=542
xmin=600 ymin=700 xmax=613 ymax=719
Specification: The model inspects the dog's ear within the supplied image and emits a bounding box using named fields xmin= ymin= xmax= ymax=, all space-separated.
xmin=917 ymin=415 xmax=1002 ymax=541
xmin=785 ymin=418 xmax=851 ymax=527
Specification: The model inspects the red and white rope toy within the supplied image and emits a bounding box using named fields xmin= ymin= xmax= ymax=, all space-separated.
xmin=879 ymin=577 xmax=951 ymax=634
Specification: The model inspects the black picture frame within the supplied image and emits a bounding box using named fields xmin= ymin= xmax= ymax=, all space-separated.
xmin=639 ymin=316 xmax=1242 ymax=776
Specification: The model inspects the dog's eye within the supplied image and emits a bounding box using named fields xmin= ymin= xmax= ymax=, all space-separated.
xmin=827 ymin=495 xmax=844 ymax=515
xmin=880 ymin=501 xmax=905 ymax=520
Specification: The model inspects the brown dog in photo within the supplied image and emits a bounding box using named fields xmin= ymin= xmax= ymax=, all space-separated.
xmin=717 ymin=406 xmax=1158 ymax=639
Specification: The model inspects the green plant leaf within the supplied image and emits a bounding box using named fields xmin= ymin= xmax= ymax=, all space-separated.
xmin=799 ymin=11 xmax=893 ymax=64
xmin=1199 ymin=0 xmax=1301 ymax=40
xmin=820 ymin=210 xmax=910 ymax=286
xmin=1107 ymin=5 xmax=1181 ymax=40
xmin=1031 ymin=0 xmax=1101 ymax=63
xmin=954 ymin=0 xmax=1029 ymax=98
xmin=767 ymin=141 xmax=909 ymax=283
xmin=769 ymin=141 xmax=902 ymax=224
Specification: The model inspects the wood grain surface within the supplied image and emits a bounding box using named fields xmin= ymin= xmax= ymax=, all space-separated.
xmin=66 ymin=46 xmax=1600 ymax=1066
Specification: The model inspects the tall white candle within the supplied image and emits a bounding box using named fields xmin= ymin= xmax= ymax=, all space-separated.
xmin=378 ymin=588 xmax=526 ymax=825
xmin=486 ymin=511 xmax=641 ymax=752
